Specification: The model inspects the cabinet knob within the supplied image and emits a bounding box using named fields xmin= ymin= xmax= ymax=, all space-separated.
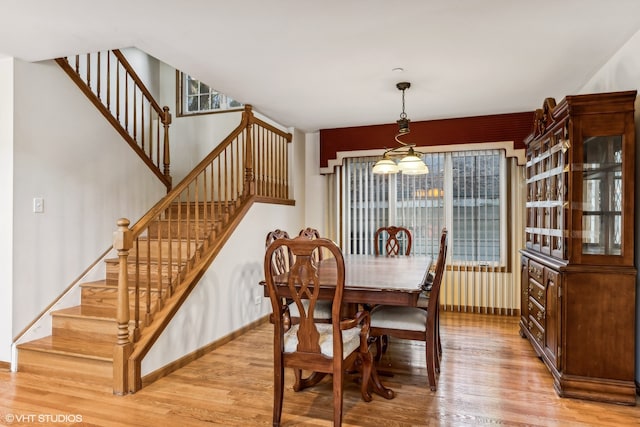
xmin=538 ymin=290 xmax=544 ymax=299
xmin=537 ymin=311 xmax=543 ymax=321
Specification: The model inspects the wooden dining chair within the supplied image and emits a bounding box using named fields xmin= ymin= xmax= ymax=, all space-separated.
xmin=287 ymin=227 xmax=332 ymax=321
xmin=265 ymin=229 xmax=294 ymax=275
xmin=266 ymin=229 xmax=332 ymax=323
xmin=298 ymin=227 xmax=324 ymax=262
xmin=369 ymin=228 xmax=448 ymax=391
xmin=298 ymin=226 xmax=322 ymax=241
xmin=264 ymin=235 xmax=375 ymax=427
xmin=374 ymin=226 xmax=412 ymax=256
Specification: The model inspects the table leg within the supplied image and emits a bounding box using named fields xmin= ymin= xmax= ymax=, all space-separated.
xmin=369 ymin=363 xmax=395 ymax=399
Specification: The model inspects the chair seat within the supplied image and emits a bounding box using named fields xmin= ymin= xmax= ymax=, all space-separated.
xmin=284 ymin=323 xmax=362 ymax=358
xmin=370 ymin=306 xmax=427 ymax=332
xmin=288 ymin=300 xmax=332 ymax=319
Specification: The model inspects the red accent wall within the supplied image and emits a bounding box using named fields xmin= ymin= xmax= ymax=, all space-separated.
xmin=319 ymin=111 xmax=534 ymax=168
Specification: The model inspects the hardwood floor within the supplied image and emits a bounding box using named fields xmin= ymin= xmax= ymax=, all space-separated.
xmin=1 ymin=311 xmax=638 ymax=426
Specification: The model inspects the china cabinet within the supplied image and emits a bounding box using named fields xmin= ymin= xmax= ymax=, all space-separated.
xmin=520 ymin=91 xmax=637 ymax=405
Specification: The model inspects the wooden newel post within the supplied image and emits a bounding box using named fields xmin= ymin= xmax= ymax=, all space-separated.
xmin=113 ymin=218 xmax=133 ymax=395
xmin=243 ymin=105 xmax=255 ymax=197
xmin=162 ymin=106 xmax=172 ymax=190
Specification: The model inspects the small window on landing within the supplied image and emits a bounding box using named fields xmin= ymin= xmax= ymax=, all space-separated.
xmin=177 ymin=72 xmax=243 ymax=116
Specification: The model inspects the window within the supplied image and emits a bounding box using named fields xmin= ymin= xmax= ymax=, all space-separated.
xmin=177 ymin=73 xmax=243 ymax=115
xmin=344 ymin=149 xmax=506 ymax=267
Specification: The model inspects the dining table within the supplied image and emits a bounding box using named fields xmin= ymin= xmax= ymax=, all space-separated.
xmin=261 ymin=253 xmax=433 ymax=400
xmin=263 ymin=254 xmax=433 ymax=306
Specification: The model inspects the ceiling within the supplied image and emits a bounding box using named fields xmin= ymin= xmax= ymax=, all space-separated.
xmin=2 ymin=1 xmax=640 ymax=132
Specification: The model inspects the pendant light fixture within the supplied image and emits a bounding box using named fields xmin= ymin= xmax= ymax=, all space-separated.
xmin=372 ymin=82 xmax=429 ymax=175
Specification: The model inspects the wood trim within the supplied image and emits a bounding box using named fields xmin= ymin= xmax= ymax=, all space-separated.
xmin=0 ymin=361 xmax=10 ymax=371
xmin=319 ymin=111 xmax=533 ymax=169
xmin=253 ymin=196 xmax=296 ymax=206
xmin=141 ymin=315 xmax=270 ymax=387
xmin=321 ymin=141 xmax=527 ymax=174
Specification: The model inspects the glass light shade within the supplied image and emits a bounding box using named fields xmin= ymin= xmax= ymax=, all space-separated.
xmin=372 ymin=157 xmax=399 ymax=174
xmin=397 ymin=154 xmax=429 ymax=175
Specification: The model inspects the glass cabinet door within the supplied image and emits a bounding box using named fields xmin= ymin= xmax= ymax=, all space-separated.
xmin=581 ymin=135 xmax=623 ymax=255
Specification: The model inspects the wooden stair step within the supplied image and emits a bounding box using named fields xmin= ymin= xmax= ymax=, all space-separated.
xmin=104 ymin=258 xmax=183 ymax=286
xmin=132 ymin=238 xmax=199 ymax=261
xmin=81 ymin=279 xmax=167 ymax=291
xmin=18 ymin=335 xmax=113 ymax=360
xmin=148 ymin=219 xmax=217 ymax=239
xmin=17 ymin=336 xmax=113 ymax=384
xmin=80 ymin=280 xmax=162 ymax=313
xmin=165 ymin=201 xmax=234 ymax=217
xmin=51 ymin=306 xmax=125 ymax=343
xmin=51 ymin=305 xmax=139 ymax=342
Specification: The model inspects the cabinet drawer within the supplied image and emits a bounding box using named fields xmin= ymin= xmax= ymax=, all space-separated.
xmin=528 ymin=279 xmax=545 ymax=306
xmin=528 ymin=260 xmax=544 ymax=283
xmin=528 ymin=314 xmax=544 ymax=346
xmin=529 ymin=297 xmax=545 ymax=326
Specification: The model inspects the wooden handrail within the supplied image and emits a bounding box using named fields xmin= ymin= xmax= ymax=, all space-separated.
xmin=113 ymin=105 xmax=292 ymax=393
xmin=12 ymin=246 xmax=113 ymax=344
xmin=111 ymin=50 xmax=164 ymax=114
xmin=56 ymin=50 xmax=172 ymax=191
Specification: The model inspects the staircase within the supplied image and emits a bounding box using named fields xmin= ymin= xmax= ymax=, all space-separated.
xmin=15 ymin=49 xmax=294 ymax=394
xmin=16 ymin=202 xmax=222 ymax=388
xmin=55 ymin=50 xmax=173 ymax=191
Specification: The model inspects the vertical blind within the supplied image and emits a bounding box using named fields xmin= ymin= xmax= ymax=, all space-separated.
xmin=331 ymin=149 xmax=522 ymax=315
xmin=343 ymin=151 xmax=503 ymax=263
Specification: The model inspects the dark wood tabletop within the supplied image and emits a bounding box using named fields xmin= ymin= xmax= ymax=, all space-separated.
xmin=263 ymin=254 xmax=432 ymax=307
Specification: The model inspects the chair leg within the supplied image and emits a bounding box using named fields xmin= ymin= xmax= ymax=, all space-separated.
xmin=333 ymin=369 xmax=344 ymax=427
xmin=273 ymin=354 xmax=284 ymax=427
xmin=293 ymin=369 xmax=327 ymax=391
xmin=437 ymin=309 xmax=442 ymax=356
xmin=435 ymin=310 xmax=442 ymax=374
xmin=426 ymin=321 xmax=438 ymax=392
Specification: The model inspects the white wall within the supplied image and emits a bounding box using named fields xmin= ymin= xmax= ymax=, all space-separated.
xmin=10 ymin=58 xmax=165 ymax=350
xmin=0 ymin=58 xmax=14 ymax=363
xmin=303 ymin=131 xmax=327 ymax=235
xmin=578 ymin=28 xmax=640 ymax=384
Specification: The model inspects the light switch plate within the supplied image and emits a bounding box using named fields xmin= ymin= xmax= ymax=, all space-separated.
xmin=33 ymin=197 xmax=44 ymax=213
